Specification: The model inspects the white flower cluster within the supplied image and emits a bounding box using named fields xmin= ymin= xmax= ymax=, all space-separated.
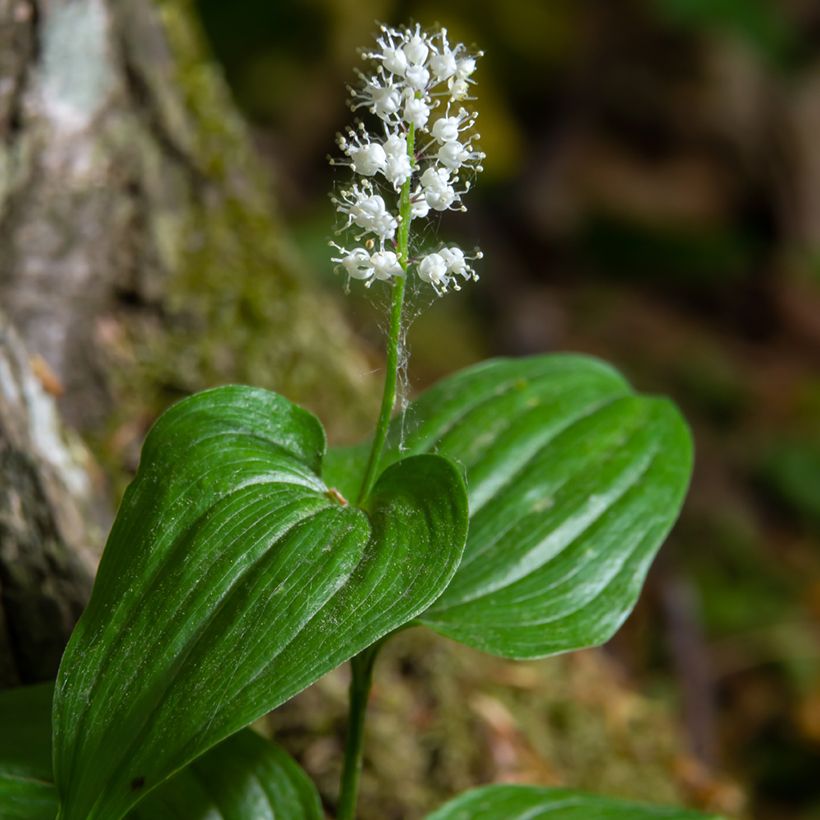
xmin=330 ymin=24 xmax=484 ymax=296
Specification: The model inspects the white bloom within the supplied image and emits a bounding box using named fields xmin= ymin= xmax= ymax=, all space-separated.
xmin=331 ymin=24 xmax=484 ymax=295
xmin=410 ymin=186 xmax=431 ymax=219
xmin=418 ymin=253 xmax=450 ymax=292
xmin=382 ymin=133 xmax=412 ymax=190
xmin=436 ymin=140 xmax=484 ymax=172
xmin=431 ymin=108 xmax=476 ymax=144
xmin=440 ymin=246 xmax=481 ymax=282
xmin=368 ymin=25 xmax=408 ymax=76
xmin=429 ymin=50 xmax=457 ymax=82
xmin=420 ymin=166 xmax=449 ymax=190
xmin=456 ymin=56 xmax=477 ymax=79
xmin=348 ymin=142 xmax=387 ymax=176
xmin=370 ymin=250 xmax=404 ymax=280
xmin=382 ymin=47 xmax=407 ymax=76
xmin=448 ymin=77 xmax=470 ymax=100
xmin=334 ymin=183 xmax=398 ymax=241
xmin=429 ymin=27 xmax=458 ymax=82
xmin=372 ymin=83 xmax=402 ymax=119
xmin=403 ymin=94 xmax=430 ymax=129
xmin=332 ymin=246 xmax=374 ymax=281
xmin=351 ymin=77 xmax=402 ymax=121
xmin=405 ymin=63 xmax=430 ymax=91
xmin=431 ymin=116 xmax=460 ymax=143
xmin=420 ymin=166 xmax=456 ymax=211
xmin=403 ymin=32 xmax=429 ymax=65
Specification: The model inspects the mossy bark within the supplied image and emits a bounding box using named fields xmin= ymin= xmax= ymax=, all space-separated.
xmin=0 ymin=0 xmax=375 ymax=682
xmin=0 ymin=313 xmax=97 ymax=686
xmin=0 ymin=0 xmax=375 ymax=439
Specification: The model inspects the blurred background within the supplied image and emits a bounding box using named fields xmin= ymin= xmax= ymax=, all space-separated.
xmin=188 ymin=1 xmax=820 ymax=817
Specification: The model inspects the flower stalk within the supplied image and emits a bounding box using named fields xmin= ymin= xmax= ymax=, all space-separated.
xmin=356 ymin=123 xmax=414 ymax=505
xmin=336 ymin=642 xmax=382 ymax=820
xmin=332 ymin=23 xmax=485 ymax=817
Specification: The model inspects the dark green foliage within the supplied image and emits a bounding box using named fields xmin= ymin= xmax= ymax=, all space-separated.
xmin=1 ymin=356 xmax=697 ymax=818
xmin=426 ymin=784 xmax=723 ymax=819
xmin=327 ymin=355 xmax=693 ymax=658
xmin=53 ymin=387 xmax=467 ymax=819
xmin=0 ymin=684 xmax=323 ymax=820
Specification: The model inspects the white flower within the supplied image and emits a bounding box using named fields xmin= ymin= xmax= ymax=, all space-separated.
xmin=448 ymin=77 xmax=470 ymax=101
xmin=403 ymin=31 xmax=430 ymax=65
xmin=428 ymin=27 xmax=458 ymax=82
xmin=431 ymin=108 xmax=476 ymax=144
xmin=429 ymin=50 xmax=457 ymax=82
xmin=370 ymin=250 xmax=404 ymax=281
xmin=403 ymin=94 xmax=430 ymax=129
xmin=420 ymin=166 xmax=456 ymax=211
xmin=440 ymin=246 xmax=482 ymax=282
xmin=351 ymin=77 xmax=402 ymax=121
xmin=368 ymin=25 xmax=408 ymax=76
xmin=332 ymin=246 xmax=374 ymax=281
xmin=439 ymin=246 xmax=467 ymax=277
xmin=348 ymin=142 xmax=387 ymax=176
xmin=418 ymin=253 xmax=450 ymax=293
xmin=382 ymin=47 xmax=407 ymax=76
xmin=436 ymin=140 xmax=485 ymax=172
xmin=405 ymin=63 xmax=430 ymax=91
xmin=420 ymin=166 xmax=449 ymax=190
xmin=456 ymin=56 xmax=477 ymax=79
xmin=331 ymin=23 xmax=485 ymax=295
xmin=334 ymin=183 xmax=398 ymax=241
xmin=382 ymin=133 xmax=412 ymax=190
xmin=410 ymin=186 xmax=431 ymax=219
xmin=431 ymin=116 xmax=460 ymax=144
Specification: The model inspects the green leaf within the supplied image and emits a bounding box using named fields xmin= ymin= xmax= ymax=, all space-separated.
xmin=325 ymin=354 xmax=693 ymax=659
xmin=0 ymin=683 xmax=322 ymax=820
xmin=0 ymin=683 xmax=59 ymax=820
xmin=54 ymin=386 xmax=468 ymax=819
xmin=131 ymin=729 xmax=322 ymax=820
xmin=425 ymin=785 xmax=721 ymax=819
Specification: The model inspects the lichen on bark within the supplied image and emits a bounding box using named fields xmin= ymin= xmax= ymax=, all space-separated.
xmin=0 ymin=0 xmax=376 ymax=444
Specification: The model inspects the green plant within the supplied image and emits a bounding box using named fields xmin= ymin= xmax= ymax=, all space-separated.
xmin=0 ymin=23 xmax=717 ymax=820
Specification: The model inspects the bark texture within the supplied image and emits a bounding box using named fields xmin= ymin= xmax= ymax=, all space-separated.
xmin=0 ymin=312 xmax=96 ymax=686
xmin=0 ymin=0 xmax=375 ymax=436
xmin=0 ymin=0 xmax=375 ymax=683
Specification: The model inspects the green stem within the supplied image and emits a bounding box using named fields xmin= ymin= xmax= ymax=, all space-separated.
xmin=336 ymin=642 xmax=382 ymax=820
xmin=356 ymin=123 xmax=416 ymax=506
xmin=340 ymin=125 xmax=416 ymax=819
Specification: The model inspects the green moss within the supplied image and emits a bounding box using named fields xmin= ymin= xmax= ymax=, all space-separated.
xmin=101 ymin=0 xmax=377 ymax=464
xmin=267 ymin=630 xmax=722 ymax=819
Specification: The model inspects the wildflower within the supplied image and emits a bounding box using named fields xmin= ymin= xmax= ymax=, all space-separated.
xmin=382 ymin=133 xmax=412 ymax=190
xmin=332 ymin=182 xmax=398 ymax=242
xmin=330 ymin=23 xmax=484 ymax=295
xmin=331 ymin=245 xmax=374 ymax=283
xmin=420 ymin=167 xmax=456 ymax=211
xmin=371 ymin=250 xmax=404 ymax=281
xmin=403 ymin=93 xmax=431 ymax=129
xmin=436 ymin=139 xmax=484 ymax=173
xmin=440 ymin=246 xmax=483 ymax=282
xmin=418 ymin=252 xmax=450 ymax=294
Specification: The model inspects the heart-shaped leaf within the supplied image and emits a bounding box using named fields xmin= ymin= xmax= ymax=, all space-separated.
xmin=325 ymin=354 xmax=693 ymax=659
xmin=54 ymin=386 xmax=468 ymax=819
xmin=0 ymin=683 xmax=322 ymax=820
xmin=425 ymin=785 xmax=721 ymax=819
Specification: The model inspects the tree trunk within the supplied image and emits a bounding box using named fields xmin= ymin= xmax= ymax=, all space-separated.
xmin=0 ymin=0 xmax=374 ymax=436
xmin=0 ymin=313 xmax=97 ymax=686
xmin=0 ymin=0 xmax=375 ymax=683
